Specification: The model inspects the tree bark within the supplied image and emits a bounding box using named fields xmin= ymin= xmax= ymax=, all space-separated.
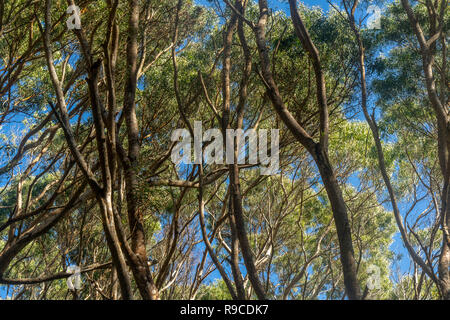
xmin=122 ymin=0 xmax=159 ymax=300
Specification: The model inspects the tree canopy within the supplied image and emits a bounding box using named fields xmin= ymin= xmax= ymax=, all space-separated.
xmin=0 ymin=0 xmax=448 ymax=300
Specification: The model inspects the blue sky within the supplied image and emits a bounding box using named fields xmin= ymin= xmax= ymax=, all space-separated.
xmin=195 ymin=0 xmax=331 ymax=12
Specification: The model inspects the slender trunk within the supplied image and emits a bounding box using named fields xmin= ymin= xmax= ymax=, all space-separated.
xmin=247 ymin=0 xmax=362 ymax=299
xmin=198 ymin=164 xmax=238 ymax=300
xmin=100 ymin=199 xmax=133 ymax=299
xmin=228 ymin=197 xmax=247 ymax=299
xmin=229 ymin=164 xmax=267 ymax=299
xmin=400 ymin=0 xmax=449 ymax=299
xmin=222 ymin=2 xmax=267 ymax=300
xmin=123 ymin=0 xmax=158 ymax=300
xmin=344 ymin=2 xmax=439 ymax=294
xmin=312 ymin=145 xmax=361 ymax=300
xmin=439 ymin=183 xmax=450 ymax=299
